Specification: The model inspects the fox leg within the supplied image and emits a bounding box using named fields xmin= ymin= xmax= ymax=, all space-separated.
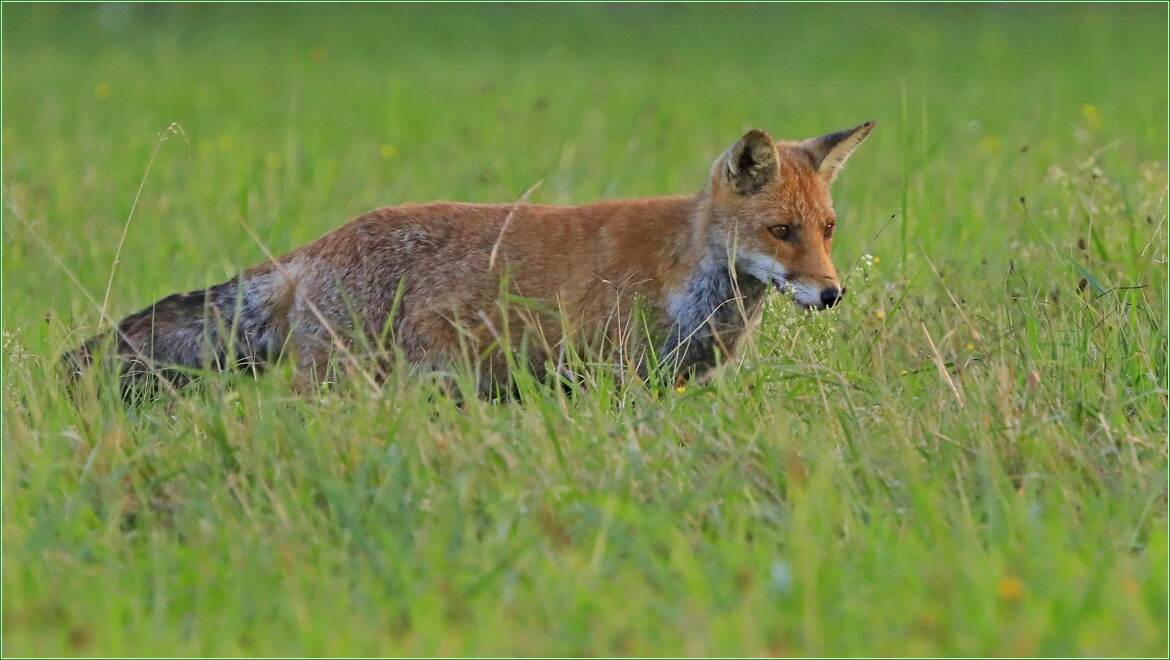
xmin=291 ymin=347 xmax=330 ymax=393
xmin=284 ymin=305 xmax=335 ymax=392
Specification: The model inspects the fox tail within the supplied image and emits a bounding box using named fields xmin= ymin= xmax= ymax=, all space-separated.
xmin=62 ymin=266 xmax=292 ymax=397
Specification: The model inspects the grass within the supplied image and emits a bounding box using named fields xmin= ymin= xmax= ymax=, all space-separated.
xmin=2 ymin=4 xmax=1167 ymax=656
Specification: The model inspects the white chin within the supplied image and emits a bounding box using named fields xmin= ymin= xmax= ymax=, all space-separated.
xmin=772 ymin=283 xmax=826 ymax=311
xmin=770 ymin=279 xmax=829 ymax=311
xmin=772 ymin=278 xmax=819 ymax=308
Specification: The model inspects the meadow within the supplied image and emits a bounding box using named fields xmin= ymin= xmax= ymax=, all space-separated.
xmin=2 ymin=4 xmax=1167 ymax=656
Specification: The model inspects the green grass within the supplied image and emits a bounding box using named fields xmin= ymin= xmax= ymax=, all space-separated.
xmin=2 ymin=4 xmax=1167 ymax=656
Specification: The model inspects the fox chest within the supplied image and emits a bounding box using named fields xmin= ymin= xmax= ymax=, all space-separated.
xmin=660 ymin=263 xmax=770 ymax=378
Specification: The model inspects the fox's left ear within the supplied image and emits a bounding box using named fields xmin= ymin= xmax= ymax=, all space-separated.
xmin=801 ymin=121 xmax=876 ymax=184
xmin=724 ymin=129 xmax=778 ymax=195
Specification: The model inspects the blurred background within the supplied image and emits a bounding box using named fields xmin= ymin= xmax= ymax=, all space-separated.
xmin=4 ymin=4 xmax=1166 ymax=345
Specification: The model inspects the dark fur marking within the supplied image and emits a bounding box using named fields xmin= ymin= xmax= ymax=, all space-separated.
xmin=63 ymin=270 xmax=289 ymax=400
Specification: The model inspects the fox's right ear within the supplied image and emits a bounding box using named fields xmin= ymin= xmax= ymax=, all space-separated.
xmin=722 ymin=129 xmax=778 ymax=195
xmin=801 ymin=121 xmax=876 ymax=184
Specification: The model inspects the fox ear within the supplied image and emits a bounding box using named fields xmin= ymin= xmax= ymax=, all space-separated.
xmin=802 ymin=121 xmax=876 ymax=184
xmin=724 ymin=129 xmax=778 ymax=195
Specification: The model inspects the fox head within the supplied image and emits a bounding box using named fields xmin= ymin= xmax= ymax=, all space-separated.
xmin=702 ymin=122 xmax=875 ymax=310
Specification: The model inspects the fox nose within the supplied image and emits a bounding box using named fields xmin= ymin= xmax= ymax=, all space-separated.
xmin=820 ymin=287 xmax=844 ymax=308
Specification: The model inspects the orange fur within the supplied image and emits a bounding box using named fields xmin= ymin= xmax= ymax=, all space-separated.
xmin=67 ymin=123 xmax=874 ymax=397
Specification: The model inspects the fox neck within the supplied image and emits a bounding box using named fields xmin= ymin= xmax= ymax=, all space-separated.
xmin=659 ymin=202 xmax=770 ymax=379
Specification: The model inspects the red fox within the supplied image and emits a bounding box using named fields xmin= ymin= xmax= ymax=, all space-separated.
xmin=66 ymin=122 xmax=874 ymax=396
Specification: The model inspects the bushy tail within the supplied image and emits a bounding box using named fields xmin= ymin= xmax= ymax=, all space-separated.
xmin=62 ymin=266 xmax=291 ymax=397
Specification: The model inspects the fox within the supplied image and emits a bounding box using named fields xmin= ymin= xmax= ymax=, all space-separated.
xmin=64 ymin=122 xmax=874 ymax=398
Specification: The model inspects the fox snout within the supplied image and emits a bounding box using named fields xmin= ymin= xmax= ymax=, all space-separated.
xmin=788 ymin=277 xmax=845 ymax=310
xmin=819 ymin=285 xmax=845 ymax=309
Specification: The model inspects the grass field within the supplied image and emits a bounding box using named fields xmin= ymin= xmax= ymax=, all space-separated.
xmin=2 ymin=4 xmax=1168 ymax=656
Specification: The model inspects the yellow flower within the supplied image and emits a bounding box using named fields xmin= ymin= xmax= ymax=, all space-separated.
xmin=94 ymin=82 xmax=112 ymax=99
xmin=379 ymin=144 xmax=398 ymax=159
xmin=966 ymin=343 xmax=975 ymax=350
xmin=997 ymin=575 xmax=1024 ymax=602
xmin=217 ymin=134 xmax=235 ymax=151
xmin=872 ymin=255 xmax=880 ymax=264
xmin=1082 ymin=104 xmax=1102 ymax=129
xmin=1122 ymin=576 xmax=1140 ymax=596
xmin=875 ymin=310 xmax=886 ymax=320
xmin=675 ymin=384 xmax=687 ymax=394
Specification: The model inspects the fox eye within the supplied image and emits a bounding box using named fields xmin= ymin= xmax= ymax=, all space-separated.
xmin=824 ymin=223 xmax=835 ymax=239
xmin=768 ymin=224 xmax=791 ymax=240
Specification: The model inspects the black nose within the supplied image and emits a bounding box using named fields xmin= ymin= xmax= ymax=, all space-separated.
xmin=820 ymin=287 xmax=843 ymax=308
